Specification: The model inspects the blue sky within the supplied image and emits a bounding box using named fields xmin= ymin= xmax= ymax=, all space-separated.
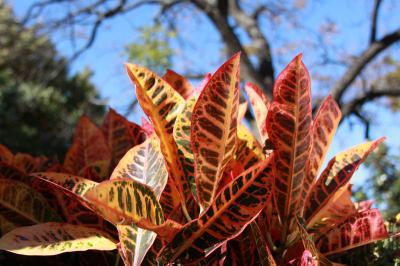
xmin=11 ymin=1 xmax=400 ymax=192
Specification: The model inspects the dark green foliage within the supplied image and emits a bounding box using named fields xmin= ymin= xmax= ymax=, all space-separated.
xmin=0 ymin=3 xmax=104 ymax=158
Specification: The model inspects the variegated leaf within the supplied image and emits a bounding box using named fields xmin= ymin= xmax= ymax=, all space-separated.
xmin=192 ymin=73 xmax=212 ymax=96
xmin=126 ymin=63 xmax=187 ymax=215
xmin=304 ymin=138 xmax=384 ymax=224
xmin=244 ymin=82 xmax=270 ymax=143
xmin=250 ymin=222 xmax=276 ymax=266
xmin=0 ymin=222 xmax=116 ymax=255
xmin=141 ymin=237 xmax=166 ymax=265
xmin=173 ymin=95 xmax=198 ymax=202
xmin=159 ymin=157 xmax=273 ymax=263
xmin=266 ymin=54 xmax=312 ymax=222
xmin=32 ymin=176 xmax=116 ymax=237
xmin=300 ymin=95 xmax=341 ymax=213
xmin=111 ymin=135 xmax=168 ymax=197
xmin=31 ymin=172 xmax=98 ymax=197
xmin=316 ymin=209 xmax=388 ymax=256
xmin=84 ymin=178 xmax=180 ymax=240
xmin=296 ymin=218 xmax=334 ymax=266
xmin=225 ymin=226 xmax=257 ymax=266
xmin=163 ymin=69 xmax=194 ymax=99
xmin=0 ymin=179 xmax=61 ymax=224
xmin=64 ymin=116 xmax=111 ymax=181
xmin=307 ymin=184 xmax=355 ymax=235
xmin=0 ymin=144 xmax=13 ymax=164
xmin=191 ymin=53 xmax=240 ymax=209
xmin=110 ymin=136 xmax=168 ymax=266
xmin=236 ymin=124 xmax=265 ymax=169
xmin=102 ymin=108 xmax=147 ymax=170
xmin=117 ymin=225 xmax=157 ymax=266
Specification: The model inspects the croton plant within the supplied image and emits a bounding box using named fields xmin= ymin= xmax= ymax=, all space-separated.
xmin=0 ymin=53 xmax=398 ymax=265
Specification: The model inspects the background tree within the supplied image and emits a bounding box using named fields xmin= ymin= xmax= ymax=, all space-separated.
xmin=0 ymin=2 xmax=104 ymax=158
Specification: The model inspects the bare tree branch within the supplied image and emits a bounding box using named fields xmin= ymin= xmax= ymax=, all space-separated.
xmin=330 ymin=27 xmax=400 ymax=106
xmin=191 ymin=0 xmax=272 ymax=96
xmin=229 ymin=0 xmax=274 ymax=90
xmin=341 ymin=86 xmax=400 ymax=117
xmin=370 ymin=0 xmax=383 ymax=44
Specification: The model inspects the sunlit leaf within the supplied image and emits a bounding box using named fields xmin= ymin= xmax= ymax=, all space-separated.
xmin=266 ymin=54 xmax=312 ymax=222
xmin=245 ymin=82 xmax=270 ymax=143
xmin=84 ymin=178 xmax=182 ymax=241
xmin=316 ymin=209 xmax=389 ymax=256
xmin=307 ymin=184 xmax=355 ymax=235
xmin=304 ymin=138 xmax=384 ymax=224
xmin=300 ymin=95 xmax=341 ymax=212
xmin=0 ymin=222 xmax=116 ymax=255
xmin=126 ymin=63 xmax=188 ymax=215
xmin=111 ymin=135 xmax=168 ymax=266
xmin=191 ymin=53 xmax=240 ymax=210
xmin=31 ymin=172 xmax=98 ymax=197
xmin=159 ymin=157 xmax=273 ymax=263
xmin=173 ymin=95 xmax=198 ymax=202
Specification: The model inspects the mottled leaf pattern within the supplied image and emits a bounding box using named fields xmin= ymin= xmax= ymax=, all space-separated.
xmin=250 ymin=222 xmax=276 ymax=266
xmin=225 ymin=226 xmax=256 ymax=266
xmin=0 ymin=179 xmax=61 ymax=224
xmin=316 ymin=209 xmax=389 ymax=256
xmin=31 ymin=172 xmax=98 ymax=196
xmin=111 ymin=135 xmax=168 ymax=197
xmin=64 ymin=116 xmax=111 ymax=181
xmin=307 ymin=184 xmax=355 ymax=234
xmin=102 ymin=108 xmax=147 ymax=170
xmin=111 ymin=135 xmax=168 ymax=266
xmin=266 ymin=54 xmax=312 ymax=221
xmin=304 ymin=138 xmax=384 ymax=223
xmin=300 ymin=95 xmax=341 ymax=212
xmin=84 ymin=179 xmax=165 ymax=229
xmin=244 ymin=82 xmax=270 ymax=142
xmin=173 ymin=95 xmax=198 ymax=202
xmin=163 ymin=69 xmax=194 ymax=99
xmin=191 ymin=53 xmax=240 ymax=209
xmin=0 ymin=222 xmax=116 ymax=255
xmin=117 ymin=225 xmax=156 ymax=266
xmin=236 ymin=124 xmax=265 ymax=169
xmin=159 ymin=157 xmax=273 ymax=263
xmin=126 ymin=63 xmax=187 ymax=213
xmin=296 ymin=218 xmax=333 ymax=266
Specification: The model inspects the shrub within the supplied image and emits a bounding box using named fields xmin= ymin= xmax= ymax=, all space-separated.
xmin=0 ymin=53 xmax=398 ymax=265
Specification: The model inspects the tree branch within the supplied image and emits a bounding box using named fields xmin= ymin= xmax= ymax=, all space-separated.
xmin=191 ymin=0 xmax=272 ymax=96
xmin=341 ymin=86 xmax=400 ymax=117
xmin=331 ymin=28 xmax=400 ymax=106
xmin=370 ymin=0 xmax=383 ymax=44
xmin=229 ymin=0 xmax=274 ymax=91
